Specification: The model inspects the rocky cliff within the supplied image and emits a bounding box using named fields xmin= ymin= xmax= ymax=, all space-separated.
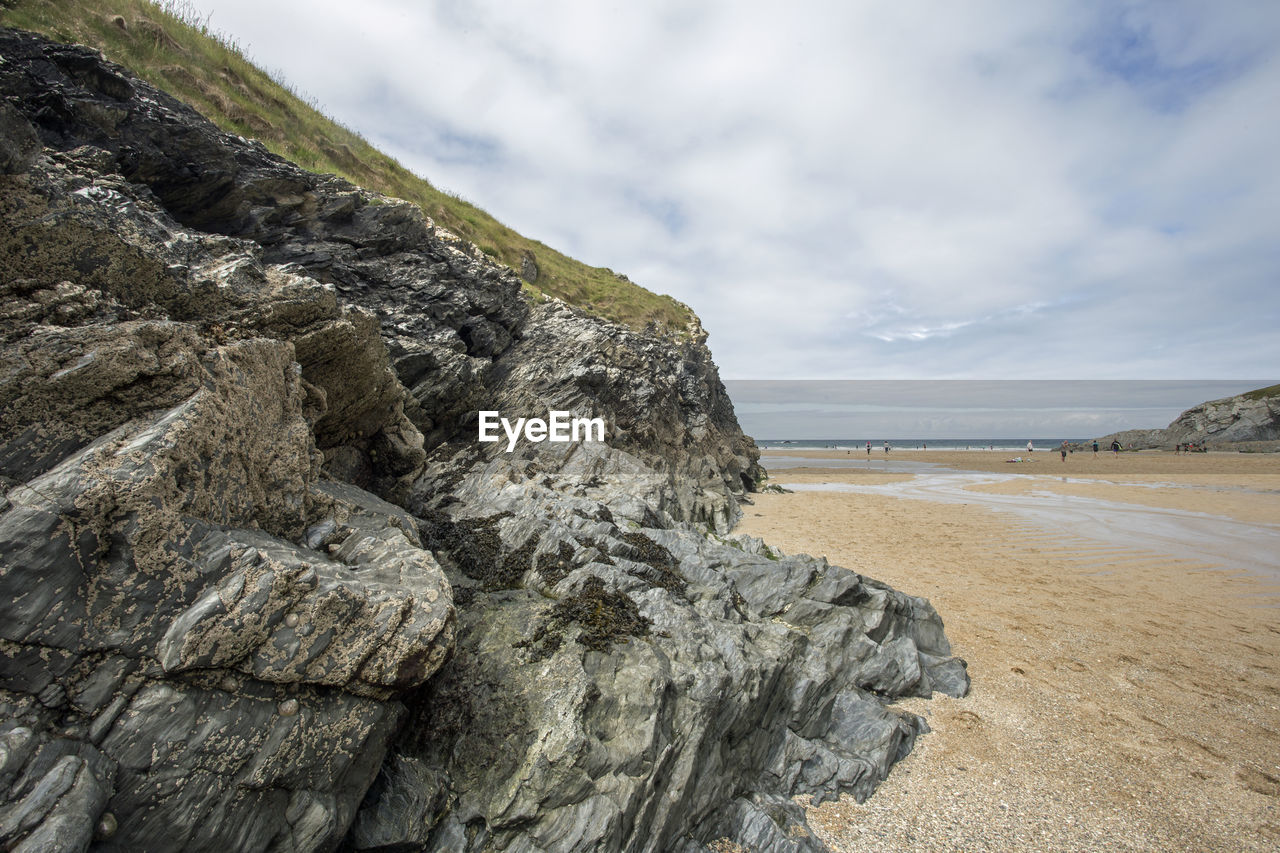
xmin=1165 ymin=385 xmax=1280 ymax=445
xmin=1097 ymin=385 xmax=1280 ymax=450
xmin=0 ymin=28 xmax=966 ymax=853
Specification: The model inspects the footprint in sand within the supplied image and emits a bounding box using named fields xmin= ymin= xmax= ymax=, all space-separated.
xmin=1237 ymin=767 xmax=1280 ymax=797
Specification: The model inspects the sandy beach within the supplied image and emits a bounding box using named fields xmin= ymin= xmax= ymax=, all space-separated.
xmin=738 ymin=449 xmax=1280 ymax=852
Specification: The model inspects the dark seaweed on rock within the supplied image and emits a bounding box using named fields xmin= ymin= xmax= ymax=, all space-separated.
xmin=418 ymin=510 xmax=536 ymax=591
xmin=536 ymin=539 xmax=580 ymax=587
xmin=563 ymin=573 xmax=655 ymax=648
xmin=617 ymin=529 xmax=689 ymax=596
xmin=575 ymin=535 xmax=616 ymax=566
xmin=516 ymin=576 xmax=650 ymax=661
xmin=554 ymin=576 xmax=651 ymax=652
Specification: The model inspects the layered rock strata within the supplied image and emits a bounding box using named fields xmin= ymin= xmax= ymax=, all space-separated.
xmin=0 ymin=28 xmax=966 ymax=853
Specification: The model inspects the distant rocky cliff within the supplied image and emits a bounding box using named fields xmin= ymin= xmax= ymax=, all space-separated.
xmin=1165 ymin=386 xmax=1280 ymax=445
xmin=1098 ymin=385 xmax=1280 ymax=450
xmin=0 ymin=28 xmax=966 ymax=853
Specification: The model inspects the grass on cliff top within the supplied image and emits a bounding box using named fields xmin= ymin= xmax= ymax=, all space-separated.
xmin=1239 ymin=383 xmax=1280 ymax=402
xmin=0 ymin=0 xmax=694 ymax=334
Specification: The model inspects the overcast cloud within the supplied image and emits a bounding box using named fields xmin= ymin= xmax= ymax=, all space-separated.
xmin=182 ymin=0 xmax=1280 ymax=380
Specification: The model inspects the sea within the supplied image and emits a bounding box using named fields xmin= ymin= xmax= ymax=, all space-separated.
xmin=756 ymin=438 xmax=1087 ymax=451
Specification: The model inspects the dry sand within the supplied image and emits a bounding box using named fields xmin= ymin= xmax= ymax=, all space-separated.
xmin=738 ymin=449 xmax=1280 ymax=852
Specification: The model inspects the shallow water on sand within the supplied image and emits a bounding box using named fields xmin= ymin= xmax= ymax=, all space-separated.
xmin=773 ymin=460 xmax=1280 ymax=580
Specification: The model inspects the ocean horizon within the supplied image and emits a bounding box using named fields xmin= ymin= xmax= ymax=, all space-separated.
xmin=757 ymin=438 xmax=1089 ymax=451
xmin=726 ymin=380 xmax=1273 ymax=442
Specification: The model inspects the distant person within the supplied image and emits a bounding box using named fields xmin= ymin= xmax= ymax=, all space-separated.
xmin=1111 ymin=439 xmax=1121 ymax=457
xmin=883 ymin=441 xmax=890 ymax=453
xmin=1027 ymin=440 xmax=1034 ymax=453
xmin=1092 ymin=440 xmax=1099 ymax=455
xmin=866 ymin=441 xmax=871 ymax=456
xmin=1060 ymin=441 xmax=1067 ymax=462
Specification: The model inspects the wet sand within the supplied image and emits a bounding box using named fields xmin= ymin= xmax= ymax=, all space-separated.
xmin=739 ymin=449 xmax=1280 ymax=852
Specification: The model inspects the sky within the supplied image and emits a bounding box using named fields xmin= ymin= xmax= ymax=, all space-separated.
xmin=180 ymin=0 xmax=1280 ymax=381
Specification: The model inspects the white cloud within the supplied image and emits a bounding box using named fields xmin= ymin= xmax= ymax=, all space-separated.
xmin=182 ymin=0 xmax=1280 ymax=380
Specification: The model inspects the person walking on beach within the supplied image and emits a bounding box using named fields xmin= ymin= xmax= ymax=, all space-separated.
xmin=1027 ymin=440 xmax=1034 ymax=453
xmin=883 ymin=441 xmax=890 ymax=453
xmin=866 ymin=441 xmax=871 ymax=456
xmin=1092 ymin=440 xmax=1099 ymax=455
xmin=1060 ymin=441 xmax=1068 ymax=462
xmin=1111 ymin=439 xmax=1121 ymax=457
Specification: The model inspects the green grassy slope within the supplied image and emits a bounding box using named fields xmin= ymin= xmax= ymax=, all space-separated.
xmin=0 ymin=0 xmax=694 ymax=333
xmin=1239 ymin=384 xmax=1280 ymax=402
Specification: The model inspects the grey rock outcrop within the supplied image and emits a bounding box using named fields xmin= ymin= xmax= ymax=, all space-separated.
xmin=1096 ymin=385 xmax=1280 ymax=450
xmin=1166 ymin=386 xmax=1280 ymax=445
xmin=0 ymin=120 xmax=455 ymax=850
xmin=1093 ymin=428 xmax=1170 ymax=451
xmin=1 ymin=27 xmax=966 ymax=853
xmin=373 ymin=450 xmax=967 ymax=851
